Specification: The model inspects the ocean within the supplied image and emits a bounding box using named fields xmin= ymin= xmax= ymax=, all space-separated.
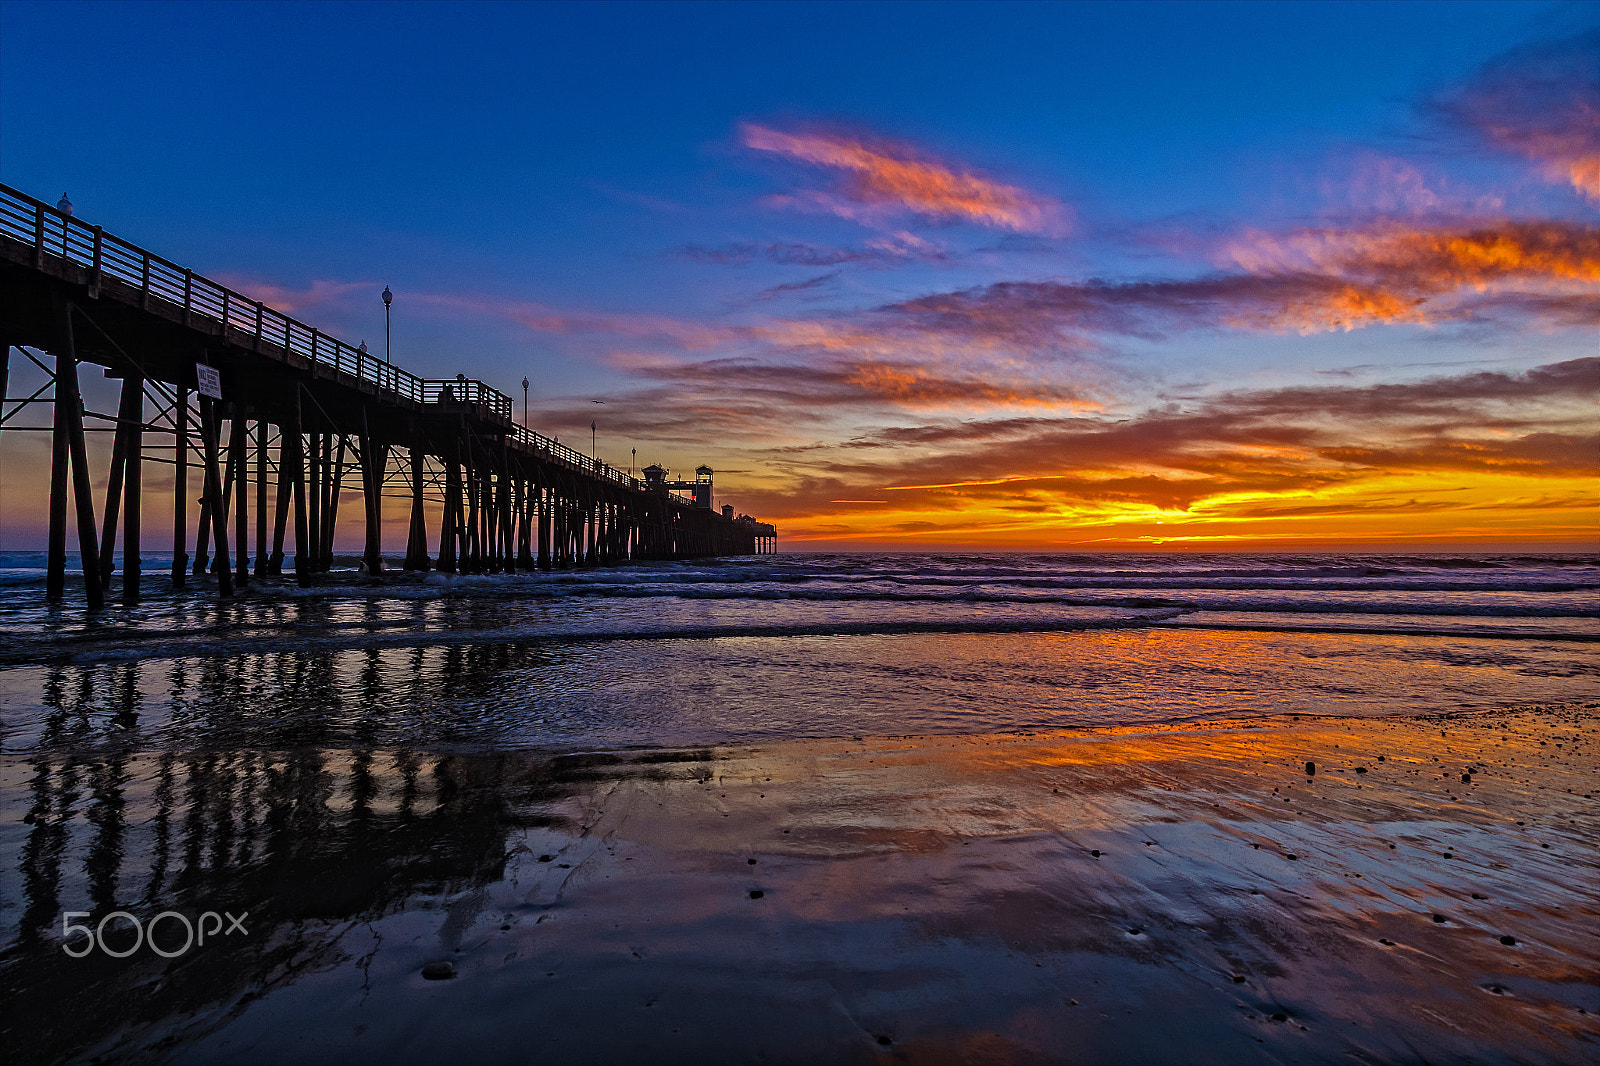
xmin=1 ymin=550 xmax=1594 ymax=752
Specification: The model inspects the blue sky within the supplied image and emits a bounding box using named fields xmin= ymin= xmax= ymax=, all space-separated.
xmin=2 ymin=1 xmax=1596 ymax=548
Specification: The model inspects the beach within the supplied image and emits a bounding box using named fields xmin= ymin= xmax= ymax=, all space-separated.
xmin=4 ymin=703 xmax=1596 ymax=1064
xmin=1 ymin=551 xmax=1597 ymax=1063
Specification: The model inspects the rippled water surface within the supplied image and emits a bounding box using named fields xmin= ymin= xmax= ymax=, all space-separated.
xmin=1 ymin=550 xmax=1594 ymax=751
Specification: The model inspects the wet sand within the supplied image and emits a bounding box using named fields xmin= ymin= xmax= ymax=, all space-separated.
xmin=4 ymin=703 xmax=1597 ymax=1064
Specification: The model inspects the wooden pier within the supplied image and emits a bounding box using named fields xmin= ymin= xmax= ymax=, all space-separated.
xmin=0 ymin=184 xmax=778 ymax=604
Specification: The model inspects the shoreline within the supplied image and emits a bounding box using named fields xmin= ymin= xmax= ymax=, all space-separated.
xmin=3 ymin=703 xmax=1595 ymax=1063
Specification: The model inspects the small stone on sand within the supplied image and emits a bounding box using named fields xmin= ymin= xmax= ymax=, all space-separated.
xmin=421 ymin=962 xmax=455 ymax=981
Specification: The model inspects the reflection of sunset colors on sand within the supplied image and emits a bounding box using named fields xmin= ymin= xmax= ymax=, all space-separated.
xmin=4 ymin=701 xmax=1595 ymax=1063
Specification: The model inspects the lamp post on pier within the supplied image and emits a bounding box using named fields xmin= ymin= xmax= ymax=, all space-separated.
xmin=382 ymin=286 xmax=392 ymax=365
xmin=522 ymin=377 xmax=529 ymax=429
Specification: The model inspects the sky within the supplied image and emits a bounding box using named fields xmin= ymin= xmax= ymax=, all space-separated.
xmin=1 ymin=0 xmax=1596 ymax=551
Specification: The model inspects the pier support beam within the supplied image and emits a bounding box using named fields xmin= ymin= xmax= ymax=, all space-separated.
xmin=404 ymin=426 xmax=429 ymax=571
xmin=255 ymin=419 xmax=268 ymax=578
xmin=49 ymin=303 xmax=103 ymax=607
xmin=198 ymin=395 xmax=232 ymax=597
xmin=360 ymin=408 xmax=385 ymax=575
xmin=123 ymin=376 xmax=142 ymax=602
xmin=289 ymin=390 xmax=309 ymax=586
xmin=171 ymin=387 xmax=188 ymax=587
xmin=232 ymin=407 xmax=249 ymax=588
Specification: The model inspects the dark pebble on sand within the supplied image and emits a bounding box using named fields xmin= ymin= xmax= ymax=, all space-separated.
xmin=1472 ymin=893 xmax=1487 ymax=899
xmin=1128 ymin=927 xmax=1142 ymax=935
xmin=876 ymin=1035 xmax=893 ymax=1046
xmin=1286 ymin=854 xmax=1298 ymax=860
xmin=537 ymin=855 xmax=552 ymax=862
xmin=1462 ymin=773 xmax=1472 ymax=783
xmin=421 ymin=962 xmax=455 ymax=981
xmin=1091 ymin=850 xmax=1101 ymax=857
xmin=1356 ymin=767 xmax=1368 ymax=773
xmin=747 ymin=858 xmax=757 ymax=864
xmin=1232 ymin=975 xmax=1246 ymax=983
xmin=1272 ymin=1013 xmax=1288 ymax=1022
xmin=1379 ymin=938 xmax=1394 ymax=945
xmin=1305 ymin=762 xmax=1315 ymax=775
xmin=1432 ymin=914 xmax=1448 ymax=924
xmin=749 ymin=890 xmax=764 ymax=899
xmin=1443 ymin=852 xmax=1454 ymax=858
xmin=1500 ymin=935 xmax=1518 ymax=946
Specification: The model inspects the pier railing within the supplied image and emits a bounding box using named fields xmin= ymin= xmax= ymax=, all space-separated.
xmin=0 ymin=183 xmax=658 ymax=494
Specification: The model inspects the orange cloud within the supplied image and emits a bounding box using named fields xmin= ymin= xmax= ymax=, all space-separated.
xmin=741 ymin=123 xmax=1067 ymax=234
xmin=885 ymin=220 xmax=1599 ymax=346
xmin=1233 ymin=221 xmax=1600 ymax=290
xmin=702 ymin=357 xmax=1599 ymax=547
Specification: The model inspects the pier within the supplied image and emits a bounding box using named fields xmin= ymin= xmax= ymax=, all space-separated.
xmin=0 ymin=184 xmax=778 ymax=605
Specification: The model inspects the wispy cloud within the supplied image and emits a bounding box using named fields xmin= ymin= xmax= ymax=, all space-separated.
xmin=752 ymin=273 xmax=839 ymax=302
xmin=680 ymin=231 xmax=947 ymax=267
xmin=740 ymin=123 xmax=1068 ymax=234
xmin=212 ymin=276 xmax=370 ymax=314
xmin=1436 ymin=29 xmax=1600 ymax=201
xmin=410 ymin=292 xmax=736 ymax=350
xmin=880 ymin=220 xmax=1600 ymax=348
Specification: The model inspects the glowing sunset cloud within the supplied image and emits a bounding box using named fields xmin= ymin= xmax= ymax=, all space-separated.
xmin=1439 ymin=29 xmax=1600 ymax=201
xmin=741 ymin=124 xmax=1067 ymax=234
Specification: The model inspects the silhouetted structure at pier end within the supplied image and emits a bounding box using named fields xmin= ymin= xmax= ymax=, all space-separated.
xmin=0 ymin=185 xmax=778 ymax=605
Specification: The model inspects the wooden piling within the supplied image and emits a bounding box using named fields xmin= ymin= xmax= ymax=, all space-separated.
xmin=198 ymin=396 xmax=232 ymax=597
xmin=360 ymin=407 xmax=384 ymax=575
xmin=123 ymin=375 xmax=141 ymax=603
xmin=58 ymin=304 xmax=103 ymax=607
xmin=231 ymin=407 xmax=249 ymax=587
xmin=255 ymin=419 xmax=268 ymax=577
xmin=171 ymin=386 xmax=187 ymax=586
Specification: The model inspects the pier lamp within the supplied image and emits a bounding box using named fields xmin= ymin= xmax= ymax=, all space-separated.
xmin=382 ymin=286 xmax=393 ymax=364
xmin=56 ymin=195 xmax=72 ymax=258
xmin=522 ymin=377 xmax=529 ymax=428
